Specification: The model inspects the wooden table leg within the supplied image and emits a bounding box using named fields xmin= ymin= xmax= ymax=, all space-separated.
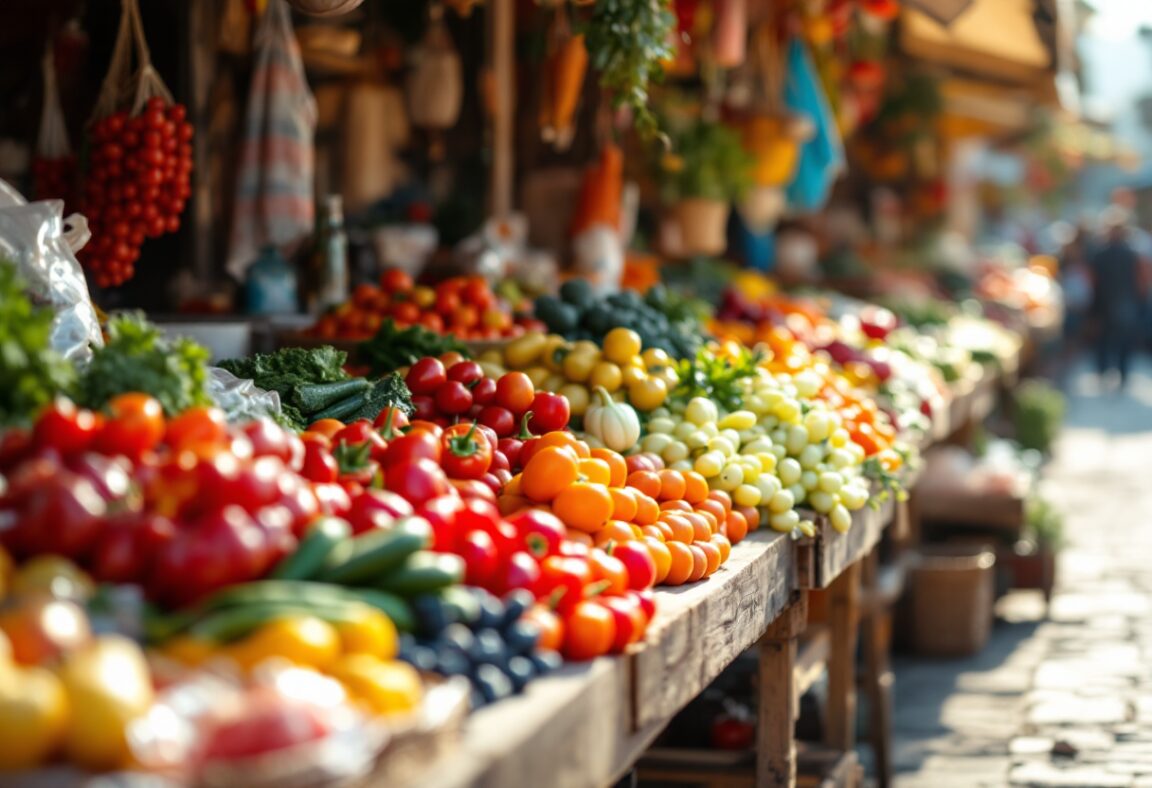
xmin=757 ymin=592 xmax=808 ymax=788
xmin=860 ymin=552 xmax=894 ymax=788
xmin=825 ymin=561 xmax=861 ymax=754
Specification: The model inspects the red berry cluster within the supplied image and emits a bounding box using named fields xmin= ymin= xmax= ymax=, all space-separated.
xmin=30 ymin=154 xmax=78 ymax=207
xmin=78 ymin=97 xmax=193 ymax=288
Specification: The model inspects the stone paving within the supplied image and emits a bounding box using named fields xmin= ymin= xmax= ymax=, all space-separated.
xmin=893 ymin=363 xmax=1152 ymax=787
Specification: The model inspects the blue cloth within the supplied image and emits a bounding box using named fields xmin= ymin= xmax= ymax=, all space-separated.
xmin=783 ymin=38 xmax=844 ymax=212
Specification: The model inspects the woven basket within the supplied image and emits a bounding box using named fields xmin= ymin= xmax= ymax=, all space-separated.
xmin=908 ymin=544 xmax=996 ymax=657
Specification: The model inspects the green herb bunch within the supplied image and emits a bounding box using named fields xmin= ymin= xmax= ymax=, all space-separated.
xmin=0 ymin=264 xmax=77 ymax=427
xmin=660 ymin=119 xmax=754 ymax=203
xmin=585 ymin=0 xmax=676 ymax=142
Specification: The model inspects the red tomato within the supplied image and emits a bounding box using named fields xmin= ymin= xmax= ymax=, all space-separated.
xmin=562 ymin=601 xmax=616 ymax=661
xmin=384 ymin=430 xmax=441 ymax=467
xmin=434 ymin=381 xmax=473 ymax=415
xmin=495 ymin=550 xmax=541 ymax=594
xmin=600 ymin=594 xmax=647 ymax=652
xmin=588 ymin=548 xmax=629 ymax=596
xmin=611 ymin=541 xmax=657 ymax=590
xmin=495 ymin=372 xmax=535 ymax=416
xmin=435 ymin=289 xmax=461 ymax=315
xmin=418 ymin=312 xmax=445 ymax=333
xmin=384 ymin=458 xmax=452 ymax=506
xmin=446 ymin=361 xmax=484 ymax=387
xmin=391 ymin=302 xmax=421 ymax=324
xmin=479 ymin=406 xmax=515 ymax=438
xmin=379 ymin=268 xmax=414 ymax=294
xmin=165 ymin=406 xmax=229 ymax=454
xmin=460 ymin=529 xmax=501 ymax=587
xmin=406 ymin=357 xmax=447 ymax=395
xmin=471 ymin=377 xmax=497 ymax=407
xmin=535 ymin=556 xmax=593 ymax=614
xmin=33 ymin=399 xmax=102 ymax=456
xmin=95 ymin=393 xmax=166 ymax=459
xmin=372 ymin=406 xmax=410 ymax=438
xmin=527 ymin=392 xmax=570 ymax=433
xmin=344 ymin=489 xmax=413 ymax=535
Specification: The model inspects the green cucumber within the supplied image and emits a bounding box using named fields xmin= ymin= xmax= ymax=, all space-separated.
xmin=269 ymin=517 xmax=352 ymax=580
xmin=342 ymin=589 xmax=416 ymax=632
xmin=376 ymin=552 xmax=465 ymax=597
xmin=187 ymin=599 xmax=369 ymax=642
xmin=317 ymin=517 xmax=432 ymax=585
xmin=296 ymin=379 xmax=371 ymax=413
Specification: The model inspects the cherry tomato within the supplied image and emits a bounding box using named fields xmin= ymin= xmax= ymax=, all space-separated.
xmin=373 ymin=406 xmax=410 ymax=438
xmin=301 ymin=441 xmax=339 ymax=483
xmin=406 ymin=357 xmax=447 ymax=395
xmin=405 ymin=421 xmax=444 ymax=439
xmin=527 ymin=392 xmax=571 ymax=433
xmin=95 ymin=393 xmax=166 ymax=459
xmin=345 ymin=489 xmax=413 ymax=534
xmin=333 ymin=420 xmax=388 ymax=459
xmin=495 ymin=372 xmax=535 ymax=416
xmin=411 ymin=395 xmax=437 ymax=421
xmin=610 ymin=541 xmax=658 ymax=590
xmin=562 ymin=600 xmax=616 ymax=661
xmin=446 ymin=361 xmax=484 ymax=388
xmin=434 ymin=381 xmax=473 ymax=415
xmin=241 ymin=418 xmax=301 ymax=465
xmin=495 ymin=550 xmax=541 ymax=594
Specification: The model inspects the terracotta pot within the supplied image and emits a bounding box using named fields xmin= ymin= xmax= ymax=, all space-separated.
xmin=671 ymin=198 xmax=730 ymax=256
xmin=287 ymin=0 xmax=364 ymax=18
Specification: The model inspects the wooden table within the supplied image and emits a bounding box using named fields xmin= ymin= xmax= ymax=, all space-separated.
xmin=411 ymin=530 xmax=794 ymax=788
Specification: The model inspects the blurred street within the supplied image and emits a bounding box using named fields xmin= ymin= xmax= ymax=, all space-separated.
xmin=895 ymin=360 xmax=1152 ymax=787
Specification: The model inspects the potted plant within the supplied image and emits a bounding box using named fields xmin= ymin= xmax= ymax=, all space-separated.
xmin=659 ymin=119 xmax=753 ymax=256
xmin=1008 ymin=496 xmax=1063 ymax=602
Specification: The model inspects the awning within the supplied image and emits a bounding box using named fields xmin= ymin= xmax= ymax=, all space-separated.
xmin=900 ymin=0 xmax=1053 ymax=87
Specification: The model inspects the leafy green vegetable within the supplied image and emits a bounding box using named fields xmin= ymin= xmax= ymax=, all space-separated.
xmin=585 ymin=0 xmax=676 ymax=143
xmin=357 ymin=320 xmax=468 ymax=376
xmin=218 ymin=346 xmax=352 ymax=429
xmin=1013 ymin=379 xmax=1065 ymax=454
xmin=76 ymin=313 xmax=211 ymax=417
xmin=671 ymin=346 xmax=761 ymax=413
xmin=658 ymin=118 xmax=754 ymax=203
xmin=0 ymin=263 xmax=77 ymax=427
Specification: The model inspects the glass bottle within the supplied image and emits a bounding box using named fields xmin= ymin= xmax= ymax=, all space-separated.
xmin=318 ymin=194 xmax=348 ymax=311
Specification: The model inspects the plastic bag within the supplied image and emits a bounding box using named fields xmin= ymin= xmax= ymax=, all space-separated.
xmin=0 ymin=178 xmax=101 ymax=363
xmin=207 ymin=367 xmax=284 ymax=425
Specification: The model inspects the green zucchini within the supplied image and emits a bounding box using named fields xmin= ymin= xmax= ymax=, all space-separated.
xmin=317 ymin=517 xmax=432 ymax=585
xmin=311 ymin=392 xmax=369 ymax=422
xmin=196 ymin=579 xmax=354 ymax=612
xmin=376 ymin=552 xmax=465 ymax=597
xmin=269 ymin=517 xmax=352 ymax=580
xmin=295 ymin=379 xmax=371 ymax=413
xmin=187 ymin=599 xmax=370 ymax=643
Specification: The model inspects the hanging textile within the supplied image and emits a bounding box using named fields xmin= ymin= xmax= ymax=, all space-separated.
xmin=227 ymin=0 xmax=317 ymax=280
xmin=783 ymin=38 xmax=844 ymax=213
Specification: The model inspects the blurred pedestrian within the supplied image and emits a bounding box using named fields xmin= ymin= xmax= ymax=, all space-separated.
xmin=1089 ymin=208 xmax=1146 ymax=389
xmin=1057 ymin=226 xmax=1093 ymax=385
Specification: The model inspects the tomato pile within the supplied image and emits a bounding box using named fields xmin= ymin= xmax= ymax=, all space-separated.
xmin=77 ymin=98 xmax=193 ymax=287
xmin=309 ymin=270 xmax=540 ymax=341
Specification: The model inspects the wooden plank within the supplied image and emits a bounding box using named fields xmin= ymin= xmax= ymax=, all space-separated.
xmin=795 ymin=496 xmax=895 ymax=590
xmin=916 ymin=488 xmax=1025 ymax=531
xmin=824 ymin=562 xmax=861 ymax=753
xmin=797 ymin=746 xmax=860 ymax=788
xmin=759 ymin=593 xmax=808 ymax=788
xmin=412 ymin=655 xmax=632 ymax=788
xmin=633 ymin=530 xmax=793 ymax=730
xmin=794 ymin=624 xmax=830 ymax=697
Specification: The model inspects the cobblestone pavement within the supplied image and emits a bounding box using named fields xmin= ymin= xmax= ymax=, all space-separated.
xmin=894 ymin=364 xmax=1152 ymax=787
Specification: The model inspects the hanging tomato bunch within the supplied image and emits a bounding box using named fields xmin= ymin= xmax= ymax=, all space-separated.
xmin=79 ymin=99 xmax=193 ymax=288
xmin=72 ymin=0 xmax=193 ymax=288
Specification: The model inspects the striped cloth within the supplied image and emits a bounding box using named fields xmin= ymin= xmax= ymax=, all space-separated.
xmin=227 ymin=0 xmax=317 ymax=280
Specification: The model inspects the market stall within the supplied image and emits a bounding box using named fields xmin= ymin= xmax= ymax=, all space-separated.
xmin=0 ymin=0 xmax=1072 ymax=786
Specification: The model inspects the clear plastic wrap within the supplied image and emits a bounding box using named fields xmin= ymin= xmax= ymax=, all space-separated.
xmin=207 ymin=367 xmax=284 ymax=425
xmin=0 ymin=178 xmax=102 ymax=364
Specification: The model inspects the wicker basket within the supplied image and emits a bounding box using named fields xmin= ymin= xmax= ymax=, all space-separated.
xmin=907 ymin=544 xmax=996 ymax=657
